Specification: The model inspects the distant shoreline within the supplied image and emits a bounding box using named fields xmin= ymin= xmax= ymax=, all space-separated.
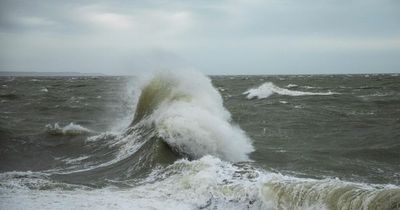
xmin=0 ymin=71 xmax=106 ymax=77
xmin=0 ymin=71 xmax=398 ymax=77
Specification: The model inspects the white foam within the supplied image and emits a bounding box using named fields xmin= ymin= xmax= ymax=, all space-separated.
xmin=0 ymin=171 xmax=54 ymax=190
xmin=294 ymin=105 xmax=303 ymax=109
xmin=286 ymin=84 xmax=298 ymax=88
xmin=62 ymin=156 xmax=90 ymax=164
xmin=244 ymin=82 xmax=337 ymax=99
xmin=45 ymin=123 xmax=91 ymax=135
xmin=1 ymin=156 xmax=398 ymax=210
xmin=144 ymin=70 xmax=254 ymax=162
xmin=0 ymin=157 xmax=262 ymax=210
xmin=85 ymin=132 xmax=118 ymax=142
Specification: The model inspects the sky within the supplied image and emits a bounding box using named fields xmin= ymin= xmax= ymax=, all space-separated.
xmin=0 ymin=0 xmax=399 ymax=75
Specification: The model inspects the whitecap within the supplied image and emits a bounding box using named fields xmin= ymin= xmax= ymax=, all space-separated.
xmin=243 ymin=82 xmax=337 ymax=99
xmin=45 ymin=123 xmax=91 ymax=136
xmin=286 ymin=84 xmax=298 ymax=88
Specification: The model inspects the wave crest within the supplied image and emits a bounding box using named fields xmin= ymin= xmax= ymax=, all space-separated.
xmin=244 ymin=82 xmax=337 ymax=99
xmin=45 ymin=123 xmax=91 ymax=136
xmin=261 ymin=176 xmax=400 ymax=209
xmin=132 ymin=71 xmax=254 ymax=162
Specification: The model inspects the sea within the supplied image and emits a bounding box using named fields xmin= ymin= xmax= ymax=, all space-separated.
xmin=0 ymin=71 xmax=399 ymax=209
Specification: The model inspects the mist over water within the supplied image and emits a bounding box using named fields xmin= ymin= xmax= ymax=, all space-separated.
xmin=0 ymin=72 xmax=399 ymax=209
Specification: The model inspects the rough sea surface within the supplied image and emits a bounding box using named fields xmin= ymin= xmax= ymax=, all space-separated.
xmin=0 ymin=72 xmax=399 ymax=209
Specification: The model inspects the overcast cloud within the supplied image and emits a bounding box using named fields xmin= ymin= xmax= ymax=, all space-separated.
xmin=0 ymin=0 xmax=399 ymax=75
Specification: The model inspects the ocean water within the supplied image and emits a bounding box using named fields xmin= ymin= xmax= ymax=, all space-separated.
xmin=0 ymin=72 xmax=399 ymax=209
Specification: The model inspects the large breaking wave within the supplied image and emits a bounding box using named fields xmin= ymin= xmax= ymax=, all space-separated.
xmin=46 ymin=71 xmax=254 ymax=176
xmin=133 ymin=71 xmax=254 ymax=161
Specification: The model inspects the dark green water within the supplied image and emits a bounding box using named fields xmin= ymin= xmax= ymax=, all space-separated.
xmin=213 ymin=75 xmax=400 ymax=185
xmin=0 ymin=73 xmax=399 ymax=209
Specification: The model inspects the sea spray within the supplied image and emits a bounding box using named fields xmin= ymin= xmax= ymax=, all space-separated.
xmin=133 ymin=70 xmax=254 ymax=161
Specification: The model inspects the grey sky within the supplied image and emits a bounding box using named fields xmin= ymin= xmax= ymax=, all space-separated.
xmin=0 ymin=0 xmax=399 ymax=75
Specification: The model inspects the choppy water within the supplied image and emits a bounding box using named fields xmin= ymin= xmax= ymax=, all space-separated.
xmin=0 ymin=72 xmax=399 ymax=209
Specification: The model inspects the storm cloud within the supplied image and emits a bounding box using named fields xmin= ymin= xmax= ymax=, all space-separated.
xmin=0 ymin=0 xmax=399 ymax=74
